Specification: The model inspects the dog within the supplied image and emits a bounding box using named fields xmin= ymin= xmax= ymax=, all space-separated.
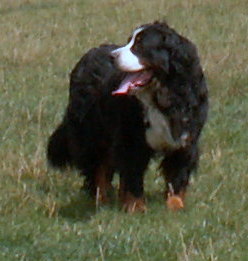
xmin=47 ymin=21 xmax=208 ymax=213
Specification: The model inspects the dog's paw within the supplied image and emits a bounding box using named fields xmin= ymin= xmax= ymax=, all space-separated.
xmin=166 ymin=195 xmax=184 ymax=211
xmin=122 ymin=193 xmax=147 ymax=213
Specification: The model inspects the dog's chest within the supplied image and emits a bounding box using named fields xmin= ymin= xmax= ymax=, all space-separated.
xmin=136 ymin=89 xmax=180 ymax=151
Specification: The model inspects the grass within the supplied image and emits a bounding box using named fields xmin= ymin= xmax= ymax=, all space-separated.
xmin=1 ymin=0 xmax=248 ymax=260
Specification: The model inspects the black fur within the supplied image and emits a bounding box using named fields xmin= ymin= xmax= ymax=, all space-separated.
xmin=47 ymin=22 xmax=208 ymax=208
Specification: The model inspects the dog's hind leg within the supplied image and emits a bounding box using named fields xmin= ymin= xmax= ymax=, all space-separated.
xmin=83 ymin=161 xmax=114 ymax=204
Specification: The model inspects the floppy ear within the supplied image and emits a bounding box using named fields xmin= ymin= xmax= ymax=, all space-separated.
xmin=151 ymin=48 xmax=169 ymax=72
xmin=169 ymin=41 xmax=197 ymax=74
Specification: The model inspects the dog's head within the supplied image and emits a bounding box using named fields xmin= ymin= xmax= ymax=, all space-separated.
xmin=111 ymin=22 xmax=196 ymax=95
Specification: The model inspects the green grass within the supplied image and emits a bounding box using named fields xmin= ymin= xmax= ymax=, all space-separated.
xmin=1 ymin=0 xmax=248 ymax=260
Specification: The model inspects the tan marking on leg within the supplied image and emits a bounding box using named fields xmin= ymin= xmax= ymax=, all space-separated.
xmin=166 ymin=184 xmax=186 ymax=211
xmin=167 ymin=195 xmax=184 ymax=210
xmin=122 ymin=192 xmax=147 ymax=213
xmin=95 ymin=165 xmax=113 ymax=204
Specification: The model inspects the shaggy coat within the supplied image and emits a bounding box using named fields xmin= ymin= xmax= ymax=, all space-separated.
xmin=47 ymin=22 xmax=208 ymax=212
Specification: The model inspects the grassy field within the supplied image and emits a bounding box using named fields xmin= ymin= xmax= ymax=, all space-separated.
xmin=1 ymin=0 xmax=248 ymax=260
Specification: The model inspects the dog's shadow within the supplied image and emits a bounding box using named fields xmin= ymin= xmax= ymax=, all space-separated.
xmin=59 ymin=188 xmax=167 ymax=221
xmin=59 ymin=190 xmax=118 ymax=221
xmin=58 ymin=173 xmax=167 ymax=221
xmin=59 ymin=194 xmax=95 ymax=221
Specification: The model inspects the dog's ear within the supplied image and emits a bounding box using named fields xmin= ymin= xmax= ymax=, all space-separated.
xmin=170 ymin=41 xmax=197 ymax=74
xmin=151 ymin=48 xmax=169 ymax=72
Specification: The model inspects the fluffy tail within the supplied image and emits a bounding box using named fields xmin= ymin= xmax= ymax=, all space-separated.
xmin=47 ymin=123 xmax=71 ymax=168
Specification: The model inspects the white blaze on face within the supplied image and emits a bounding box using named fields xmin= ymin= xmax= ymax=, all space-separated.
xmin=111 ymin=27 xmax=145 ymax=72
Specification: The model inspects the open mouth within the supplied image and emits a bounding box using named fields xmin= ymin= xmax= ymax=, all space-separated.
xmin=112 ymin=70 xmax=153 ymax=96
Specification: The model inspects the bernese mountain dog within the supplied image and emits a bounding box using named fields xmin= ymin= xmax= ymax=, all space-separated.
xmin=47 ymin=21 xmax=208 ymax=213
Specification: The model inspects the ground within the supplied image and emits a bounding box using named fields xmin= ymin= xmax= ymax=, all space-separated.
xmin=0 ymin=0 xmax=248 ymax=260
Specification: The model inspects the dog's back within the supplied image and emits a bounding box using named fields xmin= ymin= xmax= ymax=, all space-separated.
xmin=47 ymin=44 xmax=122 ymax=169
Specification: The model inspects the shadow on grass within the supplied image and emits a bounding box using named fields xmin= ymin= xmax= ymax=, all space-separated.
xmin=59 ymin=195 xmax=96 ymax=222
xmin=59 ymin=190 xmax=118 ymax=222
xmin=59 ymin=189 xmax=170 ymax=221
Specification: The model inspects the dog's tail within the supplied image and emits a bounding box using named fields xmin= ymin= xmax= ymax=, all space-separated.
xmin=47 ymin=122 xmax=71 ymax=169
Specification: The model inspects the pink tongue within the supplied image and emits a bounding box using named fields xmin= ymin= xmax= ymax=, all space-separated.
xmin=112 ymin=71 xmax=152 ymax=95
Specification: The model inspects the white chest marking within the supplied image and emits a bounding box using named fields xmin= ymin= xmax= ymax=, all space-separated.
xmin=136 ymin=87 xmax=181 ymax=151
